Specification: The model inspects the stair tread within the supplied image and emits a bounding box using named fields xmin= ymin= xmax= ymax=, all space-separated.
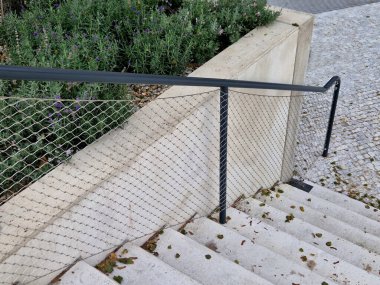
xmin=253 ymin=189 xmax=380 ymax=255
xmin=236 ymin=196 xmax=380 ymax=275
xmin=278 ymin=184 xmax=380 ymax=236
xmin=107 ymin=244 xmax=202 ymax=285
xmin=183 ymin=217 xmax=336 ymax=285
xmin=223 ymin=207 xmax=380 ymax=284
xmin=305 ymin=180 xmax=380 ymax=222
xmin=58 ymin=261 xmax=119 ymax=285
xmin=153 ymin=228 xmax=273 ymax=285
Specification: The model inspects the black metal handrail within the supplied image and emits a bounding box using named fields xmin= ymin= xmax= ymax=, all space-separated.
xmin=0 ymin=65 xmax=341 ymax=224
xmin=0 ymin=65 xmax=333 ymax=92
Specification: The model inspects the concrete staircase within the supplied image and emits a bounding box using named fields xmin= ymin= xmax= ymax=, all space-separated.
xmin=58 ymin=181 xmax=380 ymax=285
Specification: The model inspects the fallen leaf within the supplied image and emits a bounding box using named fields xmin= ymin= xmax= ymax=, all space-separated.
xmin=307 ymin=260 xmax=316 ymax=270
xmin=180 ymin=229 xmax=187 ymax=235
xmin=113 ymin=276 xmax=123 ymax=284
xmin=118 ymin=257 xmax=137 ymax=265
xmin=206 ymin=241 xmax=218 ymax=251
xmin=285 ymin=213 xmax=295 ymax=223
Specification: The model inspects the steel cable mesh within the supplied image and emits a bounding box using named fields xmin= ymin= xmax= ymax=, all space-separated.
xmin=0 ymin=86 xmax=333 ymax=284
xmin=227 ymin=90 xmax=291 ymax=194
xmin=292 ymin=88 xmax=333 ymax=178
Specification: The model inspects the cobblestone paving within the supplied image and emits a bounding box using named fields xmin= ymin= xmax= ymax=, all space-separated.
xmin=296 ymin=3 xmax=380 ymax=207
xmin=268 ymin=0 xmax=380 ymax=14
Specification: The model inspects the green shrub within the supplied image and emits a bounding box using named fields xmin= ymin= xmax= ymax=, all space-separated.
xmin=125 ymin=9 xmax=194 ymax=74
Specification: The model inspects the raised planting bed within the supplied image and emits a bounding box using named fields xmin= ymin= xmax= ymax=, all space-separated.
xmin=0 ymin=0 xmax=279 ymax=200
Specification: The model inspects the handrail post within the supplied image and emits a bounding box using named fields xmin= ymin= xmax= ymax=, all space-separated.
xmin=219 ymin=86 xmax=229 ymax=224
xmin=323 ymin=78 xmax=341 ymax=157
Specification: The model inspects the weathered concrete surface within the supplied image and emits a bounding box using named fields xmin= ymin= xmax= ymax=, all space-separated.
xmin=230 ymin=184 xmax=380 ymax=283
xmin=151 ymin=228 xmax=273 ymax=285
xmin=107 ymin=245 xmax=202 ymax=285
xmin=58 ymin=261 xmax=118 ymax=285
xmin=57 ymin=183 xmax=380 ymax=285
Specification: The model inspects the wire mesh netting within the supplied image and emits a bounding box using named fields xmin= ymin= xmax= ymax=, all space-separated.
xmin=0 ymin=83 xmax=333 ymax=284
xmin=292 ymin=88 xmax=333 ymax=177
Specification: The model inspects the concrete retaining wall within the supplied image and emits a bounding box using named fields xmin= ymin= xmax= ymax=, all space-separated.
xmin=0 ymin=9 xmax=314 ymax=285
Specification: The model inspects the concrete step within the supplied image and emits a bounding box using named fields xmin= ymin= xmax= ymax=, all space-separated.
xmin=58 ymin=261 xmax=119 ymax=285
xmin=236 ymin=197 xmax=380 ymax=276
xmin=108 ymin=244 xmax=202 ymax=285
xmin=277 ymin=184 xmax=380 ymax=237
xmin=183 ymin=217 xmax=335 ymax=285
xmin=152 ymin=228 xmax=273 ymax=285
xmin=305 ymin=180 xmax=380 ymax=223
xmin=254 ymin=190 xmax=380 ymax=255
xmin=223 ymin=207 xmax=380 ymax=284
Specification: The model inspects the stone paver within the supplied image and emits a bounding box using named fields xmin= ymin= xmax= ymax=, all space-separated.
xmin=268 ymin=0 xmax=380 ymax=14
xmin=294 ymin=3 xmax=380 ymax=207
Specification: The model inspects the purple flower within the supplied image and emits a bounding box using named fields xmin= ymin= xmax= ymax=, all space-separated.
xmin=53 ymin=3 xmax=60 ymax=9
xmin=131 ymin=6 xmax=141 ymax=14
xmin=95 ymin=57 xmax=101 ymax=62
xmin=54 ymin=96 xmax=64 ymax=110
xmin=158 ymin=6 xmax=165 ymax=12
xmin=48 ymin=113 xmax=55 ymax=127
xmin=33 ymin=32 xmax=39 ymax=38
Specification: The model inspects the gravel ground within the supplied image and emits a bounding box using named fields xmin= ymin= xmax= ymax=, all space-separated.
xmin=296 ymin=3 xmax=380 ymax=207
